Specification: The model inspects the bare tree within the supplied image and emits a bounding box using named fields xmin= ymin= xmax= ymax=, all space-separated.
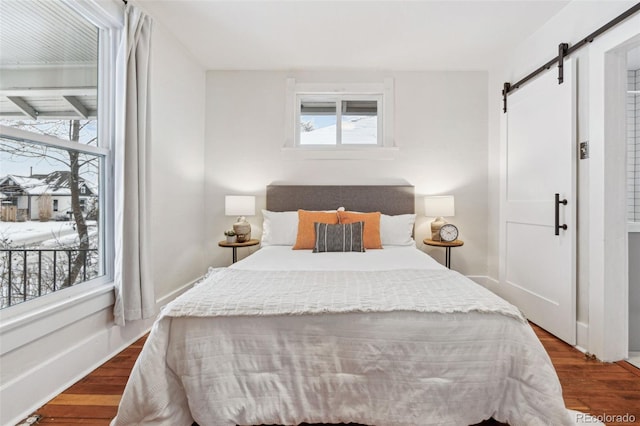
xmin=300 ymin=120 xmax=315 ymax=132
xmin=1 ymin=119 xmax=98 ymax=288
xmin=66 ymin=120 xmax=91 ymax=286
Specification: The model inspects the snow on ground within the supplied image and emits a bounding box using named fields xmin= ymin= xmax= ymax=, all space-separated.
xmin=40 ymin=228 xmax=98 ymax=248
xmin=0 ymin=220 xmax=96 ymax=246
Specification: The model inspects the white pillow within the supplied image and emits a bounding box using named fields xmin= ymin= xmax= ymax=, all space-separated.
xmin=260 ymin=210 xmax=298 ymax=246
xmin=380 ymin=213 xmax=416 ymax=246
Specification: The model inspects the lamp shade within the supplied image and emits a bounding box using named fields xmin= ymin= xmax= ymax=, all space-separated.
xmin=424 ymin=195 xmax=455 ymax=218
xmin=225 ymin=195 xmax=255 ymax=216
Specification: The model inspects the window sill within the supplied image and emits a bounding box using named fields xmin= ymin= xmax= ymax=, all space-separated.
xmin=629 ymin=222 xmax=640 ymax=233
xmin=0 ymin=279 xmax=115 ymax=355
xmin=281 ymin=146 xmax=399 ymax=161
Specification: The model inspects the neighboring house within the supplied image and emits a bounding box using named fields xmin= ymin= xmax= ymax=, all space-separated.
xmin=0 ymin=173 xmax=97 ymax=221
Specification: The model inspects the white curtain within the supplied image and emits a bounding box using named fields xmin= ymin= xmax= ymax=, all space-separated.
xmin=113 ymin=4 xmax=154 ymax=326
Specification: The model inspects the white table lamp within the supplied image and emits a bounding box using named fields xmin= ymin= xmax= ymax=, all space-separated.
xmin=225 ymin=195 xmax=255 ymax=242
xmin=424 ymin=195 xmax=455 ymax=241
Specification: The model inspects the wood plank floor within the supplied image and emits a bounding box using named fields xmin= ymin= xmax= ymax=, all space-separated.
xmin=22 ymin=323 xmax=640 ymax=426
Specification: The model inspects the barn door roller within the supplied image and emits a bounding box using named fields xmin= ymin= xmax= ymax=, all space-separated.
xmin=557 ymin=43 xmax=569 ymax=84
xmin=501 ymin=3 xmax=640 ymax=113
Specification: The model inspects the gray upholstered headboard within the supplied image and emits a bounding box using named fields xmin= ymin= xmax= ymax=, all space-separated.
xmin=266 ymin=185 xmax=415 ymax=215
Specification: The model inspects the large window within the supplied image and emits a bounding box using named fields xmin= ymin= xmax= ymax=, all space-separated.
xmin=0 ymin=1 xmax=112 ymax=309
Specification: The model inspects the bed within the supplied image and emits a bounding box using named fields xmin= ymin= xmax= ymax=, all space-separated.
xmin=111 ymin=185 xmax=573 ymax=426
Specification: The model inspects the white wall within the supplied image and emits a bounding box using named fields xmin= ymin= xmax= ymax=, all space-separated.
xmin=0 ymin=22 xmax=207 ymax=426
xmin=204 ymin=70 xmax=489 ymax=277
xmin=147 ymin=23 xmax=207 ymax=300
xmin=488 ymin=0 xmax=639 ymax=353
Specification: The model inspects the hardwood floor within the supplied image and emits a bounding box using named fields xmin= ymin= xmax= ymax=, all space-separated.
xmin=22 ymin=324 xmax=640 ymax=426
xmin=24 ymin=336 xmax=146 ymax=426
xmin=534 ymin=325 xmax=640 ymax=426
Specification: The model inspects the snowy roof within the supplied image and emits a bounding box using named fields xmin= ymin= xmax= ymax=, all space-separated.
xmin=33 ymin=171 xmax=96 ymax=196
xmin=0 ymin=172 xmax=97 ymax=196
xmin=0 ymin=174 xmax=71 ymax=196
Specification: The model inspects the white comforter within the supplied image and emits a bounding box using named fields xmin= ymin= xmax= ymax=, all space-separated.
xmin=111 ymin=246 xmax=572 ymax=426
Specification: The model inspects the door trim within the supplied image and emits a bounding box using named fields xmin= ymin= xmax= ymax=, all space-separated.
xmin=587 ymin=15 xmax=640 ymax=362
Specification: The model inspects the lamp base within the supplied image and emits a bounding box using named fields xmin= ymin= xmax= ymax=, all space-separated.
xmin=233 ymin=220 xmax=251 ymax=243
xmin=430 ymin=217 xmax=447 ymax=241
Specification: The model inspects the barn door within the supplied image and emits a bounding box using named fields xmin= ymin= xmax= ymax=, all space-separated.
xmin=500 ymin=58 xmax=577 ymax=345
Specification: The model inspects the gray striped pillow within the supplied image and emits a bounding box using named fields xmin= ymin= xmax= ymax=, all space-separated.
xmin=313 ymin=222 xmax=365 ymax=253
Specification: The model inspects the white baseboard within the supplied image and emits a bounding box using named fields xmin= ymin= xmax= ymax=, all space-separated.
xmin=1 ymin=311 xmax=154 ymax=426
xmin=1 ymin=276 xmax=201 ymax=426
xmin=467 ymin=275 xmax=500 ymax=293
xmin=467 ymin=276 xmax=591 ymax=354
xmin=156 ymin=275 xmax=201 ymax=308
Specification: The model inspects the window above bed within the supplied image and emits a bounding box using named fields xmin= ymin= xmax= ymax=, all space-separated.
xmin=284 ymin=78 xmax=397 ymax=160
xmin=298 ymin=96 xmax=381 ymax=146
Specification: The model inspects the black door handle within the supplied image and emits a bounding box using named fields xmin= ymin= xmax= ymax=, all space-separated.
xmin=555 ymin=193 xmax=568 ymax=236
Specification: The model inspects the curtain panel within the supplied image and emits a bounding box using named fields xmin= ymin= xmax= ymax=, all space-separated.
xmin=113 ymin=4 xmax=154 ymax=326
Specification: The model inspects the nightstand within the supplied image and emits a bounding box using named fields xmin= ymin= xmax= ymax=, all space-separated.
xmin=423 ymin=238 xmax=464 ymax=269
xmin=218 ymin=239 xmax=260 ymax=263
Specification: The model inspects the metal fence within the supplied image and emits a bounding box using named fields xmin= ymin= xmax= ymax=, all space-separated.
xmin=0 ymin=248 xmax=99 ymax=308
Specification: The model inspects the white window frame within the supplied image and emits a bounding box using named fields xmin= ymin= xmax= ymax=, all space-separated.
xmin=284 ymin=78 xmax=396 ymax=160
xmin=0 ymin=127 xmax=110 ymax=317
xmin=296 ymin=94 xmax=383 ymax=147
xmin=0 ymin=0 xmax=122 ymax=334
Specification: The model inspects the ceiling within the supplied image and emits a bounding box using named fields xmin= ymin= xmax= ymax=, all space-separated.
xmin=136 ymin=0 xmax=571 ymax=71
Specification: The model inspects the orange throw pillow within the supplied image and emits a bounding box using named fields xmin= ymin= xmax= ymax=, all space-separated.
xmin=293 ymin=210 xmax=339 ymax=250
xmin=338 ymin=211 xmax=383 ymax=249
